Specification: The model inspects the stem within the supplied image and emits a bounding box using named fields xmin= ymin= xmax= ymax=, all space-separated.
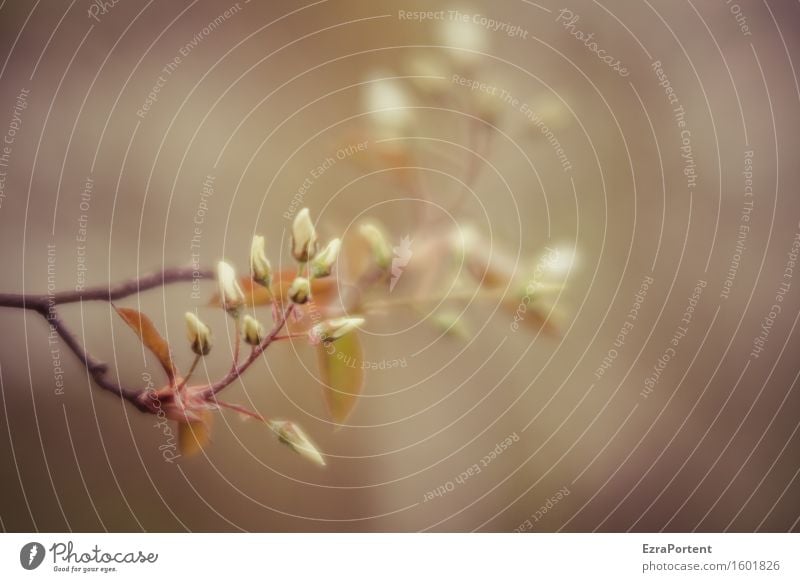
xmin=272 ymin=332 xmax=307 ymax=341
xmin=177 ymin=354 xmax=202 ymax=392
xmin=49 ymin=307 xmax=149 ymax=411
xmin=214 ymin=399 xmax=267 ymax=423
xmin=445 ymin=123 xmax=490 ymax=222
xmin=361 ymin=281 xmax=562 ymax=313
xmin=362 ymin=288 xmax=506 ymax=311
xmin=0 ymin=266 xmax=213 ymax=311
xmin=231 ymin=316 xmax=242 ymax=372
xmin=204 ymin=304 xmax=295 ymax=398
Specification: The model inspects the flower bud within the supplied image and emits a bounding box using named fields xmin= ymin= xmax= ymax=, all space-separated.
xmin=309 ymin=317 xmax=365 ymax=344
xmin=217 ymin=261 xmax=246 ymax=315
xmin=250 ymin=235 xmax=272 ymax=287
xmin=288 ymin=277 xmax=311 ymax=304
xmin=364 ymin=71 xmax=413 ymax=138
xmin=310 ymin=238 xmax=341 ymax=278
xmin=184 ymin=312 xmax=212 ymax=356
xmin=270 ymin=420 xmax=326 ymax=466
xmin=438 ymin=17 xmax=488 ymax=67
xmin=359 ymin=223 xmax=392 ymax=269
xmin=291 ymin=208 xmax=318 ymax=262
xmin=241 ymin=314 xmax=265 ymax=346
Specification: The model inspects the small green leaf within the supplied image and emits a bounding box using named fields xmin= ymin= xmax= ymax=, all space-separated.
xmin=316 ymin=331 xmax=364 ymax=423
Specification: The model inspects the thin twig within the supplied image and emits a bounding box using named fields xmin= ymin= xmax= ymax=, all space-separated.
xmin=0 ymin=267 xmax=215 ymax=413
xmin=204 ymin=303 xmax=295 ymax=398
xmin=230 ymin=316 xmax=242 ymax=373
xmin=214 ymin=400 xmax=267 ymax=423
xmin=176 ymin=354 xmax=202 ymax=393
xmin=0 ymin=266 xmax=213 ymax=311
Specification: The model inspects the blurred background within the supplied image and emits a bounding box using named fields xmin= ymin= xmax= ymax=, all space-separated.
xmin=0 ymin=0 xmax=799 ymax=532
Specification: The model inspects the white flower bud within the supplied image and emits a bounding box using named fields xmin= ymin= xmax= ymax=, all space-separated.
xmin=364 ymin=71 xmax=413 ymax=138
xmin=291 ymin=208 xmax=318 ymax=262
xmin=250 ymin=235 xmax=272 ymax=287
xmin=310 ymin=238 xmax=341 ymax=278
xmin=359 ymin=223 xmax=392 ymax=269
xmin=270 ymin=420 xmax=326 ymax=466
xmin=184 ymin=312 xmax=212 ymax=356
xmin=309 ymin=317 xmax=365 ymax=344
xmin=241 ymin=314 xmax=265 ymax=346
xmin=288 ymin=277 xmax=311 ymax=304
xmin=438 ymin=17 xmax=488 ymax=66
xmin=217 ymin=261 xmax=245 ymax=315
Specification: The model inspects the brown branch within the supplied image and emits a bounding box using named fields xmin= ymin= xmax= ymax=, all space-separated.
xmin=0 ymin=267 xmax=215 ymax=413
xmin=47 ymin=308 xmax=150 ymax=411
xmin=203 ymin=304 xmax=295 ymax=398
xmin=0 ymin=266 xmax=213 ymax=311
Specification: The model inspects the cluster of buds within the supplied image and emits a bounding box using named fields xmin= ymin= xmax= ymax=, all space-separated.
xmin=288 ymin=208 xmax=341 ymax=304
xmin=185 ymin=259 xmax=272 ymax=356
xmin=211 ymin=208 xmax=349 ymax=339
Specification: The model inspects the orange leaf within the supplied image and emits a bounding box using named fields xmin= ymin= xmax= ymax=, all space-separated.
xmin=208 ymin=273 xmax=338 ymax=308
xmin=503 ymin=298 xmax=562 ymax=338
xmin=316 ymin=331 xmax=364 ymax=424
xmin=178 ymin=411 xmax=212 ymax=457
xmin=114 ymin=306 xmax=176 ymax=382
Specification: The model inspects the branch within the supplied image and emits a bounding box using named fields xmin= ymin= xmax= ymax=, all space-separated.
xmin=203 ymin=304 xmax=295 ymax=398
xmin=0 ymin=266 xmax=213 ymax=311
xmin=48 ymin=308 xmax=149 ymax=411
xmin=0 ymin=267 xmax=215 ymax=413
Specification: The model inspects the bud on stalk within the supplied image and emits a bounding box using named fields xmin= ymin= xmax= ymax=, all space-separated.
xmin=270 ymin=420 xmax=326 ymax=466
xmin=242 ymin=314 xmax=265 ymax=346
xmin=310 ymin=238 xmax=341 ymax=278
xmin=359 ymin=223 xmax=392 ymax=269
xmin=250 ymin=235 xmax=272 ymax=287
xmin=291 ymin=208 xmax=318 ymax=262
xmin=217 ymin=261 xmax=245 ymax=316
xmin=184 ymin=312 xmax=212 ymax=356
xmin=288 ymin=277 xmax=311 ymax=304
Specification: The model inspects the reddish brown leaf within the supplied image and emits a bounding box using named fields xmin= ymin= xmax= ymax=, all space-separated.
xmin=178 ymin=411 xmax=212 ymax=457
xmin=114 ymin=306 xmax=176 ymax=382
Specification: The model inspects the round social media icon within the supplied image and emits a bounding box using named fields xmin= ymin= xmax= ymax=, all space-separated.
xmin=20 ymin=542 xmax=45 ymax=570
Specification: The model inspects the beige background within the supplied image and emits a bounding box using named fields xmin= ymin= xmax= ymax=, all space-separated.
xmin=0 ymin=0 xmax=799 ymax=532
